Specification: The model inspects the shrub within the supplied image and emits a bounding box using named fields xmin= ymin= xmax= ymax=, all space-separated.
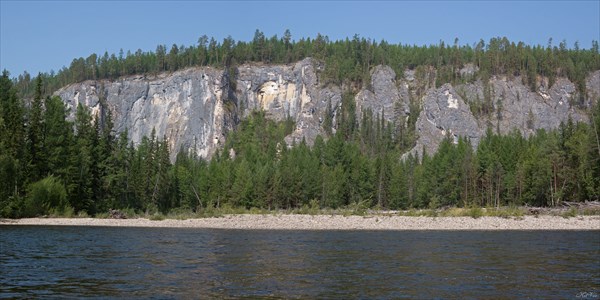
xmin=167 ymin=207 xmax=196 ymax=220
xmin=346 ymin=200 xmax=369 ymax=216
xmin=198 ymin=205 xmax=224 ymax=218
xmin=486 ymin=206 xmax=525 ymax=218
xmin=74 ymin=209 xmax=87 ymax=218
xmin=144 ymin=203 xmax=159 ymax=216
xmin=24 ymin=176 xmax=69 ymax=217
xmin=297 ymin=199 xmax=321 ymax=215
xmin=467 ymin=207 xmax=483 ymax=219
xmin=149 ymin=213 xmax=165 ymax=221
xmin=0 ymin=196 xmax=24 ymax=218
xmin=561 ymin=207 xmax=578 ymax=218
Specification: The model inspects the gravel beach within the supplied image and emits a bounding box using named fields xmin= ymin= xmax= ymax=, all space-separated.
xmin=2 ymin=214 xmax=599 ymax=230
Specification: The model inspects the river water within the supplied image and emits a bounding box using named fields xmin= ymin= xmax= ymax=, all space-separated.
xmin=1 ymin=226 xmax=598 ymax=299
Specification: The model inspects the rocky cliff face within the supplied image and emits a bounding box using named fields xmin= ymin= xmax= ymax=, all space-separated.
xmin=355 ymin=65 xmax=410 ymax=125
xmin=354 ymin=66 xmax=597 ymax=159
xmin=55 ymin=58 xmax=341 ymax=160
xmin=57 ymin=67 xmax=228 ymax=158
xmin=405 ymin=73 xmax=595 ymax=159
xmin=408 ymin=84 xmax=482 ymax=158
xmin=232 ymin=58 xmax=341 ymax=147
xmin=54 ymin=59 xmax=599 ymax=161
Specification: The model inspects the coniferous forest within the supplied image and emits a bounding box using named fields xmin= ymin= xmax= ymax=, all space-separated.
xmin=13 ymin=31 xmax=600 ymax=100
xmin=1 ymin=32 xmax=599 ymax=218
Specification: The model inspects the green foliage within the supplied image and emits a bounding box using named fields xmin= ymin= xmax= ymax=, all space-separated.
xmin=0 ymin=71 xmax=26 ymax=206
xmin=467 ymin=207 xmax=484 ymax=219
xmin=2 ymin=106 xmax=592 ymax=217
xmin=166 ymin=207 xmax=197 ymax=220
xmin=296 ymin=199 xmax=321 ymax=215
xmin=26 ymin=76 xmax=47 ymax=181
xmin=1 ymin=41 xmax=600 ymax=218
xmin=74 ymin=210 xmax=88 ymax=218
xmin=438 ymin=207 xmax=482 ymax=218
xmin=561 ymin=207 xmax=578 ymax=218
xmin=24 ymin=175 xmax=69 ymax=217
xmin=148 ymin=213 xmax=165 ymax=221
xmin=10 ymin=35 xmax=600 ymax=101
xmin=345 ymin=199 xmax=370 ymax=216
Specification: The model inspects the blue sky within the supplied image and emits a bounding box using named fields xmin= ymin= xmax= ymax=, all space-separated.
xmin=1 ymin=1 xmax=599 ymax=76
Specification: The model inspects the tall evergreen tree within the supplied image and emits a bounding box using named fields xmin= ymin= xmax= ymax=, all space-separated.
xmin=43 ymin=95 xmax=72 ymax=181
xmin=26 ymin=75 xmax=46 ymax=181
xmin=0 ymin=71 xmax=26 ymax=215
xmin=68 ymin=104 xmax=95 ymax=213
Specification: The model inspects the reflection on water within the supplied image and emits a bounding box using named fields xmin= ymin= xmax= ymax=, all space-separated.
xmin=1 ymin=226 xmax=599 ymax=298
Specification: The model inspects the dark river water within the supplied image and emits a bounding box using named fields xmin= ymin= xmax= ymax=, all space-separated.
xmin=1 ymin=226 xmax=599 ymax=299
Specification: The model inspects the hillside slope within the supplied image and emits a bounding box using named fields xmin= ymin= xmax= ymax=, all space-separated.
xmin=54 ymin=59 xmax=599 ymax=160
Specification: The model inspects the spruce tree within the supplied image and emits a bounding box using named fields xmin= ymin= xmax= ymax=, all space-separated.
xmin=27 ymin=75 xmax=46 ymax=181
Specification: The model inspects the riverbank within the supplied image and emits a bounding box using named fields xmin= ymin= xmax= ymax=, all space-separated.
xmin=2 ymin=214 xmax=599 ymax=230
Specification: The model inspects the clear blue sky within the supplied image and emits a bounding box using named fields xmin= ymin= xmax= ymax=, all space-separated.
xmin=1 ymin=0 xmax=599 ymax=77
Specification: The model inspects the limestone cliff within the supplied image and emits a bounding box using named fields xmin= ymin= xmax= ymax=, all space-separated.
xmin=57 ymin=67 xmax=228 ymax=159
xmin=55 ymin=58 xmax=340 ymax=160
xmin=405 ymin=72 xmax=595 ymax=159
xmin=54 ymin=59 xmax=599 ymax=161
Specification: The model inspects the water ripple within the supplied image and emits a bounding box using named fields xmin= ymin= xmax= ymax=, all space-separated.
xmin=1 ymin=227 xmax=598 ymax=299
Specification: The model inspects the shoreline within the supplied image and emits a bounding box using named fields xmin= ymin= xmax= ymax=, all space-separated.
xmin=2 ymin=214 xmax=599 ymax=230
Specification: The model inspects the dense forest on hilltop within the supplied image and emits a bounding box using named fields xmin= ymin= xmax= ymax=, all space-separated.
xmin=1 ymin=67 xmax=600 ymax=217
xmin=11 ymin=30 xmax=600 ymax=100
xmin=2 ymin=32 xmax=600 ymax=217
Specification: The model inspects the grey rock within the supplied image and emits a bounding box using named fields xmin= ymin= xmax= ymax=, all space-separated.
xmin=233 ymin=58 xmax=340 ymax=147
xmin=54 ymin=60 xmax=598 ymax=162
xmin=404 ymin=84 xmax=481 ymax=159
xmin=459 ymin=63 xmax=479 ymax=79
xmin=404 ymin=69 xmax=415 ymax=82
xmin=55 ymin=58 xmax=339 ymax=160
xmin=57 ymin=68 xmax=227 ymax=159
xmin=455 ymin=76 xmax=586 ymax=137
xmin=586 ymin=70 xmax=600 ymax=103
xmin=408 ymin=75 xmax=590 ymax=159
xmin=355 ymin=65 xmax=409 ymax=125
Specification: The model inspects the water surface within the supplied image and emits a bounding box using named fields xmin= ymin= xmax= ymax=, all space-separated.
xmin=1 ymin=226 xmax=598 ymax=299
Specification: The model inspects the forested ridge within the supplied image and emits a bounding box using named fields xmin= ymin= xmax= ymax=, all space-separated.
xmin=12 ymin=30 xmax=600 ymax=99
xmin=1 ymin=32 xmax=600 ymax=218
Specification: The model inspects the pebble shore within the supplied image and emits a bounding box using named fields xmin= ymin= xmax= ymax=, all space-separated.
xmin=2 ymin=214 xmax=599 ymax=230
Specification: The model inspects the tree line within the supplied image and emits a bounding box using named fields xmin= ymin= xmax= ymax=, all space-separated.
xmin=1 ymin=70 xmax=599 ymax=217
xmin=12 ymin=31 xmax=600 ymax=102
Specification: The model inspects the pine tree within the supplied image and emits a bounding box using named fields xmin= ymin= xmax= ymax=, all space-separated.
xmin=43 ymin=95 xmax=72 ymax=181
xmin=157 ymin=138 xmax=173 ymax=211
xmin=321 ymin=164 xmax=346 ymax=208
xmin=109 ymin=129 xmax=131 ymax=209
xmin=231 ymin=159 xmax=253 ymax=208
xmin=68 ymin=104 xmax=95 ymax=213
xmin=26 ymin=76 xmax=46 ymax=181
xmin=0 ymin=71 xmax=26 ymax=211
